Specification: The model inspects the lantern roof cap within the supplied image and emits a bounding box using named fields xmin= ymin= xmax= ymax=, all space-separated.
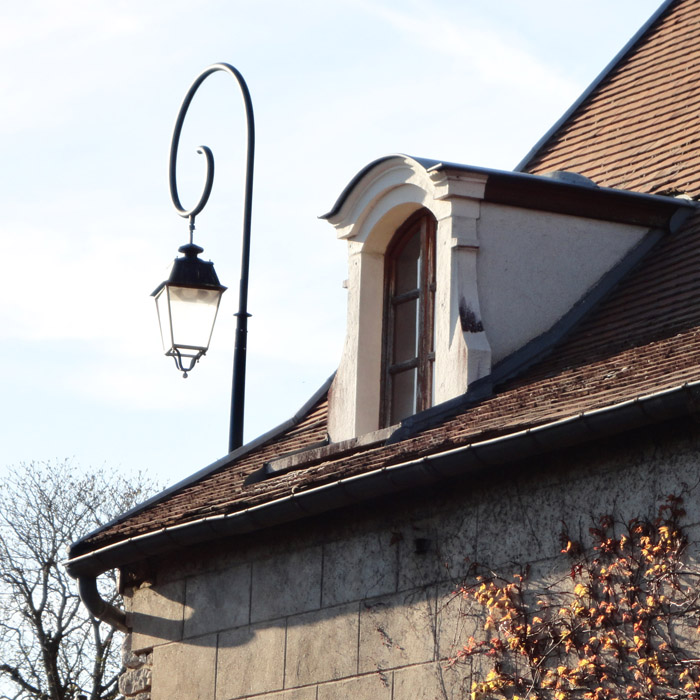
xmin=151 ymin=243 xmax=227 ymax=297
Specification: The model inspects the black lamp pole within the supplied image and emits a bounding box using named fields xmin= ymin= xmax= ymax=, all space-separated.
xmin=168 ymin=62 xmax=255 ymax=453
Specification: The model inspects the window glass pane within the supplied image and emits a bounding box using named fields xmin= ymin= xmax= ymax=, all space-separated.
xmin=394 ymin=229 xmax=420 ymax=295
xmin=383 ymin=211 xmax=437 ymax=428
xmin=391 ymin=368 xmax=416 ymax=424
xmin=393 ymin=299 xmax=418 ymax=364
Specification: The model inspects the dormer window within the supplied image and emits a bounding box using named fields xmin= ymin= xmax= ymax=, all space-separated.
xmin=382 ymin=211 xmax=436 ymax=426
xmin=324 ymin=155 xmax=660 ymax=444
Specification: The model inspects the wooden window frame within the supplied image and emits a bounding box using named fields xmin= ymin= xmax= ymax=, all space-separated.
xmin=381 ymin=210 xmax=436 ymax=427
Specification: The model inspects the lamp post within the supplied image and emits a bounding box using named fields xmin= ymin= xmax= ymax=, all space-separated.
xmin=152 ymin=62 xmax=255 ymax=453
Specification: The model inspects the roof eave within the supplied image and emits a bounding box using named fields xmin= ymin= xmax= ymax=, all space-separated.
xmin=69 ymin=374 xmax=335 ymax=557
xmin=322 ymin=153 xmax=695 ymax=231
xmin=65 ymin=379 xmax=700 ymax=579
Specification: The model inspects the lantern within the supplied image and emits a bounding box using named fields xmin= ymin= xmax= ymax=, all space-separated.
xmin=152 ymin=243 xmax=226 ymax=377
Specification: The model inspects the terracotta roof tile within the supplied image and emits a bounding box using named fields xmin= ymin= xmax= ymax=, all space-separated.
xmin=524 ymin=0 xmax=700 ymax=197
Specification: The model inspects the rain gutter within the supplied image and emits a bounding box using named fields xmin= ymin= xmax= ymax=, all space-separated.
xmin=67 ymin=378 xmax=700 ymax=629
xmin=72 ymin=374 xmax=336 ymax=550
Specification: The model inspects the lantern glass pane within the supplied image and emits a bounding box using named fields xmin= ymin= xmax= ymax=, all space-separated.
xmin=154 ymin=287 xmax=174 ymax=353
xmin=168 ymin=285 xmax=222 ymax=352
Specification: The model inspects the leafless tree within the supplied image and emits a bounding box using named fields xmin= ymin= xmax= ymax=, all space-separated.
xmin=0 ymin=460 xmax=154 ymax=700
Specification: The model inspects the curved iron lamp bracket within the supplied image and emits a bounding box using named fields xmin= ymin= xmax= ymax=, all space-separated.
xmin=168 ymin=62 xmax=255 ymax=452
xmin=169 ymin=62 xmax=255 ymax=226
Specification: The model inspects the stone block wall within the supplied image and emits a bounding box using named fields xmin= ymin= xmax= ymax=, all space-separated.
xmin=120 ymin=636 xmax=152 ymax=700
xmin=119 ymin=421 xmax=700 ymax=700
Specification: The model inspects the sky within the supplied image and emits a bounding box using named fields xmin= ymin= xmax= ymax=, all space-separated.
xmin=0 ymin=0 xmax=664 ymax=489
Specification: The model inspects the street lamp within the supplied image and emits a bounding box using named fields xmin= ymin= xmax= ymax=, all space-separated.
xmin=152 ymin=241 xmax=227 ymax=376
xmin=152 ymin=63 xmax=255 ymax=453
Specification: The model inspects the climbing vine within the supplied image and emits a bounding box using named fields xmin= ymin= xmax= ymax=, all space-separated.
xmin=455 ymin=495 xmax=700 ymax=700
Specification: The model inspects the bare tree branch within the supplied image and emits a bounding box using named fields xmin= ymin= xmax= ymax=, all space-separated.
xmin=0 ymin=461 xmax=154 ymax=700
xmin=0 ymin=665 xmax=44 ymax=699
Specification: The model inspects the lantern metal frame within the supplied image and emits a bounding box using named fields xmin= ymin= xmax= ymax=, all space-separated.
xmin=152 ymin=242 xmax=227 ymax=375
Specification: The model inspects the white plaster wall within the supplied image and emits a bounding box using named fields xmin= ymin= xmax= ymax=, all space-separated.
xmin=434 ymin=208 xmax=491 ymax=405
xmin=122 ymin=422 xmax=700 ymax=700
xmin=327 ymin=243 xmax=384 ymax=440
xmin=476 ymin=204 xmax=647 ymax=363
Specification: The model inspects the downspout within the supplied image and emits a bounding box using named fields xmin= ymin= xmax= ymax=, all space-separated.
xmin=77 ymin=576 xmax=128 ymax=633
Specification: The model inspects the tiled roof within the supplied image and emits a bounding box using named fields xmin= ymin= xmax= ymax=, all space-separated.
xmin=79 ymin=207 xmax=700 ymax=552
xmin=74 ymin=0 xmax=700 ymax=556
xmin=522 ymin=0 xmax=700 ymax=197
